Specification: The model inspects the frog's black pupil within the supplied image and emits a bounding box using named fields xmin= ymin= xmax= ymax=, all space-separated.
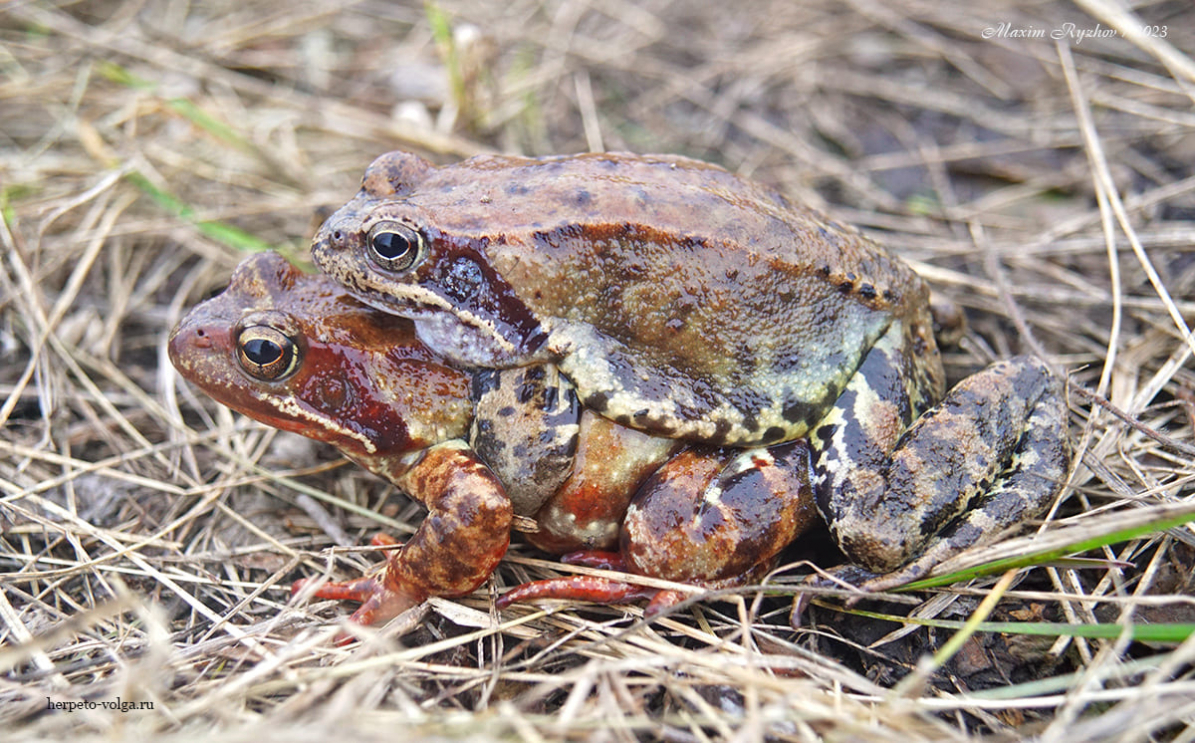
xmin=373 ymin=231 xmax=412 ymax=259
xmin=243 ymin=338 xmax=282 ymax=365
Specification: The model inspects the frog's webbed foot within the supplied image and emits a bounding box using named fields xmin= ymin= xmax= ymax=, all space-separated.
xmin=292 ymin=533 xmax=425 ymax=628
xmin=294 ymin=442 xmax=513 ymax=630
xmin=499 ymin=440 xmax=819 ymax=615
xmin=293 ymin=571 xmax=422 ymax=630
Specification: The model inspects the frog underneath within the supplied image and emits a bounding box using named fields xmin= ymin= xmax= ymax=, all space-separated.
xmin=169 ymin=252 xmax=819 ymax=625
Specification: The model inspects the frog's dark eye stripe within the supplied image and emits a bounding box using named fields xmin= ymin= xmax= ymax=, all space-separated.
xmin=236 ymin=326 xmax=300 ymax=381
xmin=368 ymin=221 xmax=425 ymax=272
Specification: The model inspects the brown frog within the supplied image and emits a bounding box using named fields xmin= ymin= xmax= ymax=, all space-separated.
xmin=168 ymin=252 xmax=818 ymax=625
xmin=312 ymin=151 xmax=1072 ymax=593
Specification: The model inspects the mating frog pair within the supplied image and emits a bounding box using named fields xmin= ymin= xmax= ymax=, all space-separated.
xmin=312 ymin=151 xmax=1071 ymax=593
xmin=173 ymin=150 xmax=1070 ymax=627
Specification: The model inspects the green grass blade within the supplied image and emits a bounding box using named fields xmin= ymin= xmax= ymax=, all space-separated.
xmin=846 ymin=605 xmax=1195 ymax=643
xmin=123 ymin=172 xmax=274 ymax=253
xmin=901 ymin=503 xmax=1195 ymax=591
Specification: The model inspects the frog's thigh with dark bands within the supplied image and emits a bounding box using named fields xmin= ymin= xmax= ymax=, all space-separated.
xmin=809 ymin=322 xmax=918 ymax=534
xmin=828 ymin=355 xmax=1070 ymax=575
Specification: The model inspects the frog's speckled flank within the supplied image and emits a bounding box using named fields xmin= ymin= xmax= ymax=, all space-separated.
xmin=470 ymin=365 xmax=580 ymax=517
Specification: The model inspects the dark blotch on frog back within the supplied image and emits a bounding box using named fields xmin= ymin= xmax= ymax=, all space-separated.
xmin=762 ymin=426 xmax=787 ymax=444
xmin=781 ymin=386 xmax=835 ymax=429
xmin=583 ymin=389 xmax=610 ymax=414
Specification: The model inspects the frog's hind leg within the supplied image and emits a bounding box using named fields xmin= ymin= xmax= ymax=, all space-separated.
xmin=816 ymin=353 xmax=1070 ymax=589
xmin=497 ymin=440 xmax=820 ymax=612
xmin=494 ymin=550 xmax=776 ymax=617
xmin=493 ymin=551 xmax=665 ymax=613
xmin=810 ymin=320 xmax=936 ymax=571
xmin=852 ymin=357 xmax=1071 ymax=591
xmin=620 ymin=441 xmax=818 ymax=583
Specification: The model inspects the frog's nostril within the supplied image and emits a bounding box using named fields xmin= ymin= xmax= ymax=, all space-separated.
xmin=196 ymin=329 xmax=205 ymax=337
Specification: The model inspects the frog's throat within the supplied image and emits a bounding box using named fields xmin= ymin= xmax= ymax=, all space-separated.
xmin=250 ymin=389 xmax=381 ymax=454
xmin=412 ymin=307 xmax=552 ymax=368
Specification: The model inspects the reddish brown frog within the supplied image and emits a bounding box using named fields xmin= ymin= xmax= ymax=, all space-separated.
xmin=312 ymin=151 xmax=1072 ymax=594
xmin=169 ymin=252 xmax=818 ymax=626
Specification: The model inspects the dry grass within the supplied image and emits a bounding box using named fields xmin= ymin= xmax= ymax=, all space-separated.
xmin=3 ymin=0 xmax=1195 ymax=740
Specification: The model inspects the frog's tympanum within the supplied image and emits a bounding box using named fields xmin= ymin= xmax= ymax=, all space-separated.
xmin=169 ymin=252 xmax=818 ymax=626
xmin=313 ymin=151 xmax=1072 ymax=594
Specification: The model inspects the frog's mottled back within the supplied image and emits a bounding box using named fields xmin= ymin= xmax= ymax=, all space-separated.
xmin=313 ymin=151 xmax=944 ymax=446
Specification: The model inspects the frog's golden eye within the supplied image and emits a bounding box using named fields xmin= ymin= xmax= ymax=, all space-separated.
xmin=367 ymin=221 xmax=425 ymax=272
xmin=236 ymin=326 xmax=300 ymax=381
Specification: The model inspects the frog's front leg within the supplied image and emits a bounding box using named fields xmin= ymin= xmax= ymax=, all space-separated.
xmin=814 ymin=331 xmax=1070 ymax=592
xmin=470 ymin=365 xmax=580 ymax=518
xmin=497 ymin=439 xmax=819 ymax=612
xmin=294 ymin=440 xmax=512 ymax=626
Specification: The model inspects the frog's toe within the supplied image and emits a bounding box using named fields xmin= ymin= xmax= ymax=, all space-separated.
xmin=497 ymin=552 xmax=730 ymax=614
xmin=368 ymin=532 xmax=401 ymax=547
xmin=292 ymin=562 xmax=427 ymax=629
xmin=495 ymin=575 xmax=658 ymax=609
xmin=798 ymin=564 xmax=880 ymax=599
xmin=790 ymin=563 xmax=913 ymax=627
xmin=559 ymin=550 xmax=625 ymax=570
xmin=343 ymin=582 xmax=425 ymax=627
xmin=496 ymin=575 xmax=738 ymax=616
